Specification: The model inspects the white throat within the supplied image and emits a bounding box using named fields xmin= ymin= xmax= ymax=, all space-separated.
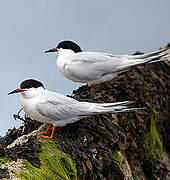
xmin=21 ymin=86 xmax=44 ymax=99
xmin=57 ymin=49 xmax=75 ymax=70
xmin=58 ymin=48 xmax=75 ymax=57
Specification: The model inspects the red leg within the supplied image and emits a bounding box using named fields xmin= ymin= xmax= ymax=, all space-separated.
xmin=41 ymin=125 xmax=55 ymax=139
xmin=38 ymin=124 xmax=52 ymax=136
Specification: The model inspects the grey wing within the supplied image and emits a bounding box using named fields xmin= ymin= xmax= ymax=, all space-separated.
xmin=36 ymin=102 xmax=86 ymax=126
xmin=65 ymin=52 xmax=124 ymax=81
xmin=36 ymin=91 xmax=88 ymax=122
xmin=36 ymin=101 xmax=72 ymax=121
xmin=65 ymin=48 xmax=169 ymax=81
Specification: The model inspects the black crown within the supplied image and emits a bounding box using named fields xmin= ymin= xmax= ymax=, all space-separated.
xmin=20 ymin=79 xmax=45 ymax=89
xmin=57 ymin=41 xmax=82 ymax=53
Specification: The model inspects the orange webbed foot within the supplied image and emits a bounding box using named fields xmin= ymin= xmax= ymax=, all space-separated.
xmin=38 ymin=124 xmax=55 ymax=139
xmin=38 ymin=124 xmax=52 ymax=136
xmin=41 ymin=135 xmax=54 ymax=139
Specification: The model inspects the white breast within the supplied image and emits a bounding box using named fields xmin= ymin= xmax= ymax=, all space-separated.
xmin=20 ymin=91 xmax=49 ymax=123
xmin=57 ymin=49 xmax=83 ymax=82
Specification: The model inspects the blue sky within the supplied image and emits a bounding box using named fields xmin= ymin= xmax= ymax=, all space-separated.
xmin=0 ymin=0 xmax=170 ymax=136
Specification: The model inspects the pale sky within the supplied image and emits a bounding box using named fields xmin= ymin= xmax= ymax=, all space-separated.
xmin=0 ymin=0 xmax=170 ymax=136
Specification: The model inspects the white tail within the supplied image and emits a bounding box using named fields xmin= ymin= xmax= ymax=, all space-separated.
xmin=81 ymin=101 xmax=145 ymax=116
xmin=119 ymin=48 xmax=169 ymax=70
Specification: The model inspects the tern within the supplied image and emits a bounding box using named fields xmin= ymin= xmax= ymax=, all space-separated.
xmin=9 ymin=79 xmax=141 ymax=139
xmin=44 ymin=40 xmax=168 ymax=85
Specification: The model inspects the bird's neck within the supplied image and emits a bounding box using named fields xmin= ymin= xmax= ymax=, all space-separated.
xmin=21 ymin=87 xmax=45 ymax=99
xmin=57 ymin=49 xmax=75 ymax=69
xmin=58 ymin=49 xmax=75 ymax=58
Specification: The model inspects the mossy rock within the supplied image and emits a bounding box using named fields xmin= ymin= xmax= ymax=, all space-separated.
xmin=0 ymin=156 xmax=12 ymax=165
xmin=145 ymin=108 xmax=163 ymax=161
xmin=0 ymin=58 xmax=169 ymax=179
xmin=112 ymin=150 xmax=122 ymax=168
xmin=1 ymin=139 xmax=77 ymax=180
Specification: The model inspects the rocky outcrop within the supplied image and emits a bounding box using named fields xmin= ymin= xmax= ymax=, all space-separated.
xmin=0 ymin=47 xmax=169 ymax=180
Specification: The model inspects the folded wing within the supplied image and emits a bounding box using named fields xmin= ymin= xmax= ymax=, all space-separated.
xmin=36 ymin=91 xmax=139 ymax=126
xmin=64 ymin=48 xmax=168 ymax=82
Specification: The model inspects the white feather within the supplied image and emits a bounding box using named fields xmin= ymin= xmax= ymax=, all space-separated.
xmin=21 ymin=87 xmax=138 ymax=127
xmin=57 ymin=48 xmax=168 ymax=85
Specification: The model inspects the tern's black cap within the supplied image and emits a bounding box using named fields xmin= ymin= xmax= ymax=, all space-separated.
xmin=20 ymin=79 xmax=45 ymax=89
xmin=57 ymin=40 xmax=82 ymax=53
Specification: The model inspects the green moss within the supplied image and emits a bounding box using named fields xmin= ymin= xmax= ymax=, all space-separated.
xmin=0 ymin=156 xmax=11 ymax=165
xmin=13 ymin=139 xmax=77 ymax=180
xmin=132 ymin=170 xmax=138 ymax=180
xmin=146 ymin=108 xmax=163 ymax=161
xmin=112 ymin=150 xmax=122 ymax=168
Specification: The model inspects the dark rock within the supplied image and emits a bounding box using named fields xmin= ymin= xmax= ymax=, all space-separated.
xmin=1 ymin=59 xmax=170 ymax=179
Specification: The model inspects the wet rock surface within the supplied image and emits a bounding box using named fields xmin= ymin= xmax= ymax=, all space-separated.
xmin=0 ymin=59 xmax=169 ymax=179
